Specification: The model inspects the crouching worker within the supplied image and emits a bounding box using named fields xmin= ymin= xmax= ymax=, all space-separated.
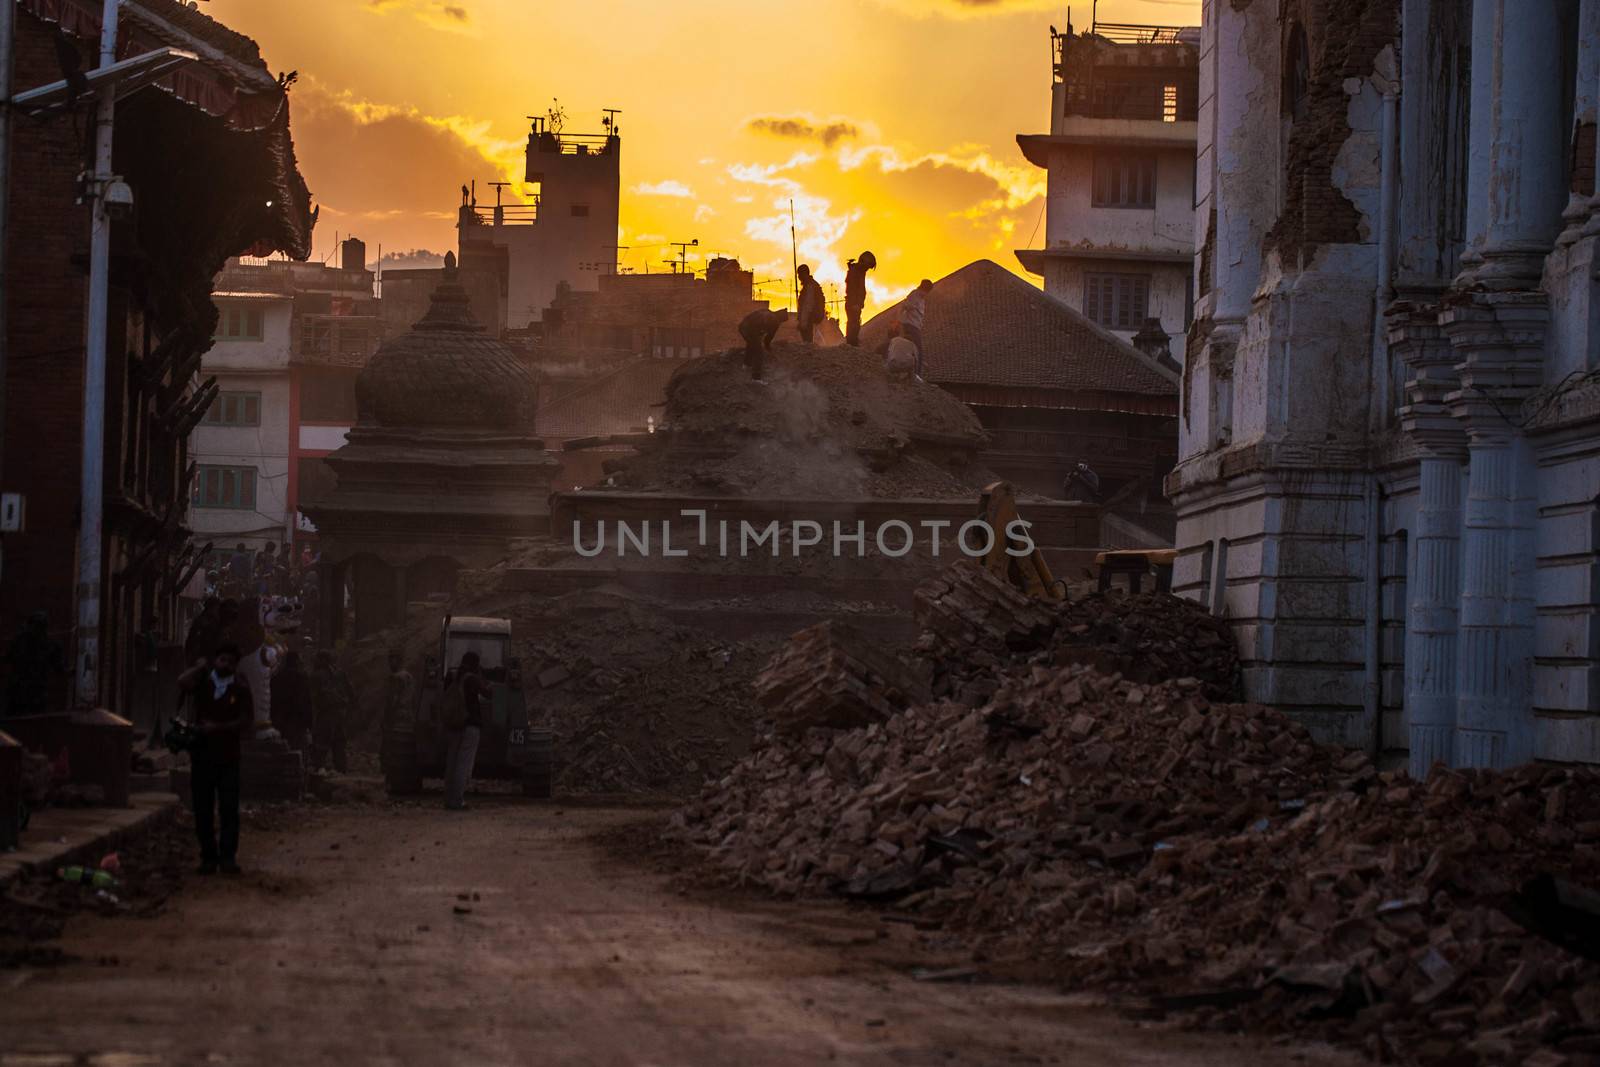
xmin=178 ymin=643 xmax=252 ymax=875
xmin=737 ymin=307 xmax=789 ymax=384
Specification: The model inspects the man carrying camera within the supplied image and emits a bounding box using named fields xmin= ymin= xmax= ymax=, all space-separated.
xmin=178 ymin=643 xmax=252 ymax=874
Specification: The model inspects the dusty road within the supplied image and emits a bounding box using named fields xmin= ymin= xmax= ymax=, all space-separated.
xmin=1 ymin=798 xmax=1360 ymax=1066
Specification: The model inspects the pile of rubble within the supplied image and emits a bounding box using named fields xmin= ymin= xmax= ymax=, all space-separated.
xmin=346 ymin=591 xmax=779 ymax=796
xmin=674 ymin=566 xmax=1600 ymax=1062
xmin=605 ymin=343 xmax=998 ymax=499
xmin=913 ymin=563 xmax=1242 ymax=705
xmin=754 ymin=621 xmax=929 ymax=736
xmin=675 ymin=663 xmax=1600 ymax=1062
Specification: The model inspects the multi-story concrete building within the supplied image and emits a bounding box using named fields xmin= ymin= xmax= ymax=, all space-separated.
xmin=458 ymin=114 xmax=622 ymax=332
xmin=1171 ymin=0 xmax=1600 ymax=772
xmin=190 ymin=241 xmax=381 ymax=556
xmin=1016 ymin=19 xmax=1199 ymax=348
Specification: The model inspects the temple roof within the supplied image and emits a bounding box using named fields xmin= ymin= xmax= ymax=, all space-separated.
xmin=354 ymin=254 xmax=540 ymax=432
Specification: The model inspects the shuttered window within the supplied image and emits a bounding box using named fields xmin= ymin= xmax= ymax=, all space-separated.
xmin=1091 ymin=151 xmax=1157 ymax=208
xmin=194 ymin=466 xmax=257 ymax=509
xmin=1084 ymin=273 xmax=1151 ymax=330
xmin=203 ymin=391 xmax=261 ymax=427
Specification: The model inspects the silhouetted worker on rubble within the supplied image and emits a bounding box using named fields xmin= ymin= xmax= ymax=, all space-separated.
xmin=737 ymin=307 xmax=789 ymax=384
xmin=796 ymin=264 xmax=826 ymax=344
xmin=899 ymin=279 xmax=933 ymax=381
xmin=1063 ymin=461 xmax=1102 ymax=503
xmin=844 ymin=251 xmax=876 ymax=346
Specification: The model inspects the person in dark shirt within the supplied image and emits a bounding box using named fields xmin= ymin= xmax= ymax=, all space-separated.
xmin=179 ymin=643 xmax=252 ymax=874
xmin=843 ymin=251 xmax=876 ymax=346
xmin=737 ymin=307 xmax=789 ymax=383
xmin=444 ymin=651 xmax=488 ymax=811
xmin=795 ymin=264 xmax=826 ymax=344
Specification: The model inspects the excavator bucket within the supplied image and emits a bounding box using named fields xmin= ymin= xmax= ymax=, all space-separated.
xmin=976 ymin=480 xmax=1067 ymax=601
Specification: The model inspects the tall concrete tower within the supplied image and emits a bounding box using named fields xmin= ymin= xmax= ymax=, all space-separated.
xmin=458 ymin=111 xmax=622 ymax=331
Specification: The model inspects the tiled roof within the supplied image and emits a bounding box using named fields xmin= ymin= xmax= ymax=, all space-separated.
xmin=535 ymin=358 xmax=686 ymax=440
xmin=860 ymin=260 xmax=1177 ymax=398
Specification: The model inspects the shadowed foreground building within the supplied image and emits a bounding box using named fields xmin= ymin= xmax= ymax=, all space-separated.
xmin=302 ymin=255 xmax=556 ymax=640
xmin=1172 ymin=0 xmax=1600 ymax=771
xmin=0 ymin=0 xmax=312 ymax=720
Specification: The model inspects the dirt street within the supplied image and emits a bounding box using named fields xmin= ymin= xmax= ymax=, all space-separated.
xmin=1 ymin=799 xmax=1360 ymax=1066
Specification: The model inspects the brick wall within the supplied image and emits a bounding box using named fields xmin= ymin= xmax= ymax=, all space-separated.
xmin=1 ymin=13 xmax=93 ymax=685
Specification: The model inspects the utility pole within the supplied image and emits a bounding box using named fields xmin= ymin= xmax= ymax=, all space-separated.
xmin=789 ymin=198 xmax=799 ymax=311
xmin=75 ymin=0 xmax=121 ymax=708
xmin=0 ymin=0 xmax=14 ymax=510
xmin=670 ymin=238 xmax=698 ymax=275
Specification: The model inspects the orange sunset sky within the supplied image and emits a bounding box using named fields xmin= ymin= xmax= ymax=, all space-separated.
xmin=208 ymin=0 xmax=1199 ymax=313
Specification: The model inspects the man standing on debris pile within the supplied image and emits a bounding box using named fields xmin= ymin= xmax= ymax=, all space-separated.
xmin=843 ymin=251 xmax=875 ymax=346
xmin=899 ymin=279 xmax=933 ymax=381
xmin=444 ymin=651 xmax=489 ymax=811
xmin=796 ymin=264 xmax=826 ymax=344
xmin=737 ymin=306 xmax=789 ymax=384
xmin=1063 ymin=461 xmax=1101 ymax=503
xmin=178 ymin=643 xmax=251 ymax=875
xmin=310 ymin=650 xmax=354 ymax=773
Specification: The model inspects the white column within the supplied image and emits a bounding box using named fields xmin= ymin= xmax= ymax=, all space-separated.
xmin=1472 ymin=0 xmax=1571 ymax=287
xmin=1454 ymin=427 xmax=1538 ymax=767
xmin=1457 ymin=0 xmax=1496 ymax=276
xmin=1209 ymin=0 xmax=1273 ymax=327
xmin=1406 ymin=453 xmax=1463 ymax=776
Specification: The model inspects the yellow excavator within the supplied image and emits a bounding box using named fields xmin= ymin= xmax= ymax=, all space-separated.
xmin=975 ymin=481 xmax=1068 ymax=601
xmin=976 ymin=480 xmax=1177 ymax=601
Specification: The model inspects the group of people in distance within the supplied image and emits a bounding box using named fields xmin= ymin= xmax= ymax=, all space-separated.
xmin=737 ymin=251 xmax=933 ymax=384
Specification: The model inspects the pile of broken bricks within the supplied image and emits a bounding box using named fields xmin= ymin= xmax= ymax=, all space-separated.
xmin=674 ymin=564 xmax=1600 ymax=1065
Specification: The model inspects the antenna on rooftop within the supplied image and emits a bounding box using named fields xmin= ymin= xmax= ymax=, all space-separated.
xmin=670 ymin=239 xmax=698 ymax=275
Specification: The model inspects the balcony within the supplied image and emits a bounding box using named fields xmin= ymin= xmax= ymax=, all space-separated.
xmin=469 ymin=199 xmax=540 ymax=227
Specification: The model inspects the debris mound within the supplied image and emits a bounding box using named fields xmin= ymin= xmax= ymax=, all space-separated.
xmin=912 ymin=563 xmax=1242 ymax=704
xmin=675 ymin=652 xmax=1600 ymax=1065
xmin=754 ymin=621 xmax=930 ymax=737
xmin=605 ymin=343 xmax=996 ymax=499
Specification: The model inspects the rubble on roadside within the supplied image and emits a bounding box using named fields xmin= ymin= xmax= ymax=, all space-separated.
xmin=673 ymin=565 xmax=1600 ymax=1064
xmin=754 ymin=621 xmax=929 ymax=737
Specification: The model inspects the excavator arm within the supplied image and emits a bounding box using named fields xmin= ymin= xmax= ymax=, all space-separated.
xmin=976 ymin=481 xmax=1067 ymax=601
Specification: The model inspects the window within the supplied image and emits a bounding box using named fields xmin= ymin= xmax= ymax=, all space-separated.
xmin=1084 ymin=273 xmax=1151 ymax=330
xmin=203 ymin=391 xmax=261 ymax=427
xmin=570 ymin=204 xmax=590 ymax=217
xmin=1092 ymin=151 xmax=1156 ymax=208
xmin=194 ymin=465 xmax=257 ymax=509
xmin=300 ymin=371 xmax=359 ymax=423
xmin=216 ymin=304 xmax=265 ymax=341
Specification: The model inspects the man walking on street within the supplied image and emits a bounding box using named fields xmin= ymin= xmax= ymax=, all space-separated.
xmin=737 ymin=307 xmax=789 ymax=383
xmin=796 ymin=264 xmax=825 ymax=344
xmin=444 ymin=651 xmax=489 ymax=810
xmin=179 ymin=643 xmax=251 ymax=875
xmin=844 ymin=251 xmax=876 ymax=346
xmin=900 ymin=279 xmax=933 ymax=381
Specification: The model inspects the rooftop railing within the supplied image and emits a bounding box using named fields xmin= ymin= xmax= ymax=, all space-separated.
xmin=1091 ymin=22 xmax=1194 ymax=45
